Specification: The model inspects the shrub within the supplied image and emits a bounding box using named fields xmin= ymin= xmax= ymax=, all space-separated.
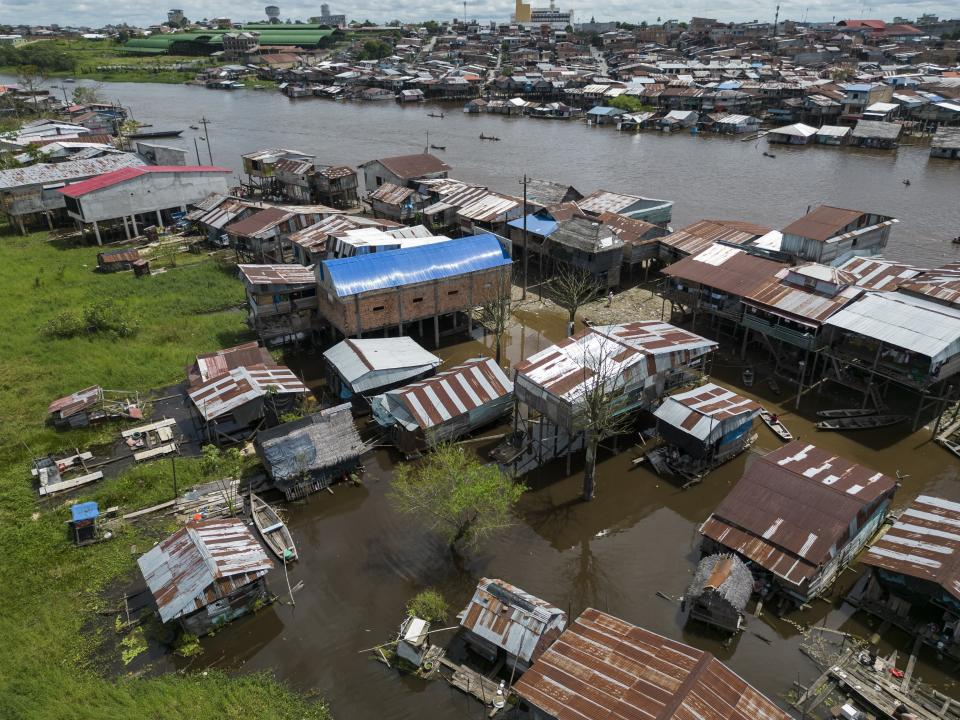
xmin=406 ymin=589 xmax=449 ymax=624
xmin=43 ymin=301 xmax=139 ymax=339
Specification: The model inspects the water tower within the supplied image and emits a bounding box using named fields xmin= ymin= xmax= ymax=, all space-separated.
xmin=265 ymin=5 xmax=280 ymax=22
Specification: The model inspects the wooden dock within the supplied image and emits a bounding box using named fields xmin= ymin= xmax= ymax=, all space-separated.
xmin=437 ymin=656 xmax=504 ymax=713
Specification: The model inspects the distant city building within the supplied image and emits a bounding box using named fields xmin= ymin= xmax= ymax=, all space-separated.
xmin=513 ymin=0 xmax=531 ymax=23
xmin=265 ymin=5 xmax=280 ymax=22
xmin=167 ymin=8 xmax=184 ymax=24
xmin=223 ymin=31 xmax=261 ymax=60
xmin=525 ymin=1 xmax=573 ymax=30
xmin=0 ymin=34 xmax=25 ymax=46
xmin=314 ymin=3 xmax=346 ymax=28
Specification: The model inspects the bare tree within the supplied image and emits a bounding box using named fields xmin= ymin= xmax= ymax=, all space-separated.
xmin=573 ymin=333 xmax=634 ymax=501
xmin=477 ymin=270 xmax=512 ymax=364
xmin=550 ymin=265 xmax=602 ymax=335
xmin=16 ymin=66 xmax=47 ymax=115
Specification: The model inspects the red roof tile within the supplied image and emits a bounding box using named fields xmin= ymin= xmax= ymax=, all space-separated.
xmin=58 ymin=165 xmax=231 ymax=198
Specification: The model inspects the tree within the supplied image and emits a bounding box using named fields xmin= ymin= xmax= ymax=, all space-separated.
xmin=16 ymin=64 xmax=47 ymax=97
xmin=477 ymin=270 xmax=511 ymax=364
xmin=550 ymin=264 xmax=602 ymax=335
xmin=608 ymin=95 xmax=648 ymax=112
xmin=389 ymin=445 xmax=526 ymax=551
xmin=572 ymin=334 xmax=633 ymax=501
xmin=406 ymin=589 xmax=449 ymax=623
xmin=72 ymin=84 xmax=104 ymax=106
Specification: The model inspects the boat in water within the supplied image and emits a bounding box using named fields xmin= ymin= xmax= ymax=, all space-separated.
xmin=250 ymin=493 xmax=298 ymax=562
xmin=816 ymin=408 xmax=879 ymax=419
xmin=742 ymin=368 xmax=754 ymax=387
xmin=759 ymin=409 xmax=792 ymax=441
xmin=430 ymin=144 xmax=446 ymax=151
xmin=479 ymin=133 xmax=500 ymax=141
xmin=816 ymin=414 xmax=908 ymax=431
xmin=127 ymin=129 xmax=184 ymax=139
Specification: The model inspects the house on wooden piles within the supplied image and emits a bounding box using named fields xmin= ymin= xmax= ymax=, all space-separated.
xmin=316 ymin=235 xmax=512 ymax=344
xmin=598 ymin=211 xmax=663 ymax=276
xmin=371 ymin=357 xmax=513 ymax=456
xmin=137 ymin=518 xmax=273 ymax=636
xmin=931 ymin=127 xmax=960 ymax=160
xmin=766 ymin=122 xmax=817 ymax=145
xmin=289 ymin=215 xmax=403 ymax=265
xmin=854 ymin=495 xmax=960 ymax=660
xmin=187 ymin=364 xmax=310 ymax=443
xmin=507 ymin=321 xmax=717 ymax=476
xmin=58 ymin=165 xmax=231 ymax=246
xmin=359 ymin=153 xmax=450 ymax=195
xmin=684 ymin=553 xmax=753 ymax=634
xmin=186 ymin=194 xmax=260 ymax=246
xmin=543 ymin=215 xmax=623 ymax=289
xmin=700 ymin=440 xmax=897 ymax=607
xmin=849 ymin=119 xmax=902 ymax=149
xmin=576 ymin=189 xmax=673 ymax=227
xmin=273 ymin=158 xmax=359 ymax=209
xmin=458 ymin=578 xmax=566 ymax=673
xmin=652 ymin=382 xmax=760 ymax=475
xmin=241 ymin=147 xmax=314 ymax=196
xmin=238 ymin=264 xmax=317 ymax=347
xmin=368 ymin=182 xmax=430 ymax=223
xmin=779 ymin=204 xmax=897 ymax=265
xmin=225 ymin=205 xmax=336 ymax=263
xmin=255 ymin=403 xmax=363 ymax=499
xmin=662 ymin=243 xmax=785 ymax=331
xmin=186 ymin=341 xmax=273 ymax=386
xmin=655 ymin=219 xmax=772 ymax=265
xmin=512 ymin=608 xmax=791 ymax=720
xmin=323 ymin=337 xmax=441 ymax=406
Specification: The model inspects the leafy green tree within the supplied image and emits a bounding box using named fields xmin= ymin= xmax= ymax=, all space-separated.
xmin=389 ymin=445 xmax=526 ymax=550
xmin=608 ymin=95 xmax=648 ymax=112
xmin=72 ymin=84 xmax=104 ymax=105
xmin=406 ymin=589 xmax=449 ymax=623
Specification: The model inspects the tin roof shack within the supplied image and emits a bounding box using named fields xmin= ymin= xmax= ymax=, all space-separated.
xmin=255 ymin=404 xmax=363 ymax=499
xmin=226 ymin=205 xmax=334 ymax=263
xmin=324 ymin=337 xmax=441 ymax=406
xmin=316 ymin=235 xmax=512 ymax=344
xmin=186 ymin=341 xmax=273 ymax=386
xmin=684 ymin=554 xmax=753 ymax=634
xmin=0 ymin=153 xmax=143 ymax=235
xmin=598 ymin=211 xmax=662 ymax=268
xmin=655 ymin=219 xmax=772 ymax=264
xmin=188 ymin=364 xmax=310 ymax=443
xmin=849 ymin=119 xmax=903 ymax=149
xmin=512 ymin=608 xmax=791 ymax=720
xmin=289 ymin=215 xmax=402 ymax=265
xmin=371 ymin=357 xmax=513 ymax=456
xmin=188 ymin=195 xmax=262 ymax=246
xmin=546 ymin=216 xmax=624 ymax=289
xmin=931 ymin=127 xmax=960 ymax=160
xmin=238 ymin=264 xmax=318 ymax=347
xmin=241 ymin=148 xmax=314 ymax=196
xmin=509 ymin=322 xmax=716 ymax=476
xmin=137 ymin=518 xmax=273 ymax=636
xmin=458 ymin=578 xmax=567 ymax=673
xmin=654 ymin=382 xmax=760 ymax=462
xmin=368 ymin=182 xmax=429 ymax=223
xmin=699 ymin=441 xmax=897 ymax=606
xmin=359 ymin=153 xmax=450 ymax=195
xmin=96 ymin=247 xmax=140 ymax=272
xmin=855 ymin=495 xmax=960 ymax=656
xmin=766 ymin=122 xmax=818 ymax=145
xmin=662 ymin=243 xmax=785 ymax=326
xmin=822 ymin=291 xmax=960 ymax=408
xmin=59 ymin=165 xmax=231 ymax=246
xmin=313 ymin=165 xmax=359 ymax=209
xmin=576 ymin=189 xmax=673 ymax=227
xmin=780 ymin=205 xmax=897 ymax=265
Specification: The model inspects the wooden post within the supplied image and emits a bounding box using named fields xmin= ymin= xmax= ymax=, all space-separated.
xmin=16 ymin=215 xmax=25 ymax=236
xmin=123 ymin=216 xmax=131 ymax=240
xmin=863 ymin=341 xmax=884 ymax=409
xmin=396 ymin=286 xmax=403 ymax=336
xmin=155 ymin=210 xmax=163 ymax=227
xmin=92 ymin=220 xmax=102 ymax=246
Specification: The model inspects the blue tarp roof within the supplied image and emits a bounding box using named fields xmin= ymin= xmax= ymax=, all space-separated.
xmin=71 ymin=501 xmax=99 ymax=522
xmin=586 ymin=106 xmax=622 ymax=116
xmin=717 ymin=80 xmax=742 ymax=90
xmin=321 ymin=234 xmax=511 ymax=297
xmin=506 ymin=214 xmax=558 ymax=237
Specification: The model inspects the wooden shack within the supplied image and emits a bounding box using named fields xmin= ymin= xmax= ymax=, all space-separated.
xmin=684 ymin=554 xmax=753 ymax=634
xmin=371 ymin=357 xmax=513 ymax=456
xmin=238 ymin=263 xmax=318 ymax=347
xmin=653 ymin=382 xmax=760 ymax=461
xmin=137 ymin=518 xmax=273 ymax=636
xmin=323 ymin=337 xmax=441 ymax=406
xmin=255 ymin=404 xmax=364 ymax=500
xmin=97 ymin=248 xmax=140 ymax=272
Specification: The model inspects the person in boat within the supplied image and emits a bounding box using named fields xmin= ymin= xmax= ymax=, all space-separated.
xmin=769 ymin=413 xmax=778 ymax=424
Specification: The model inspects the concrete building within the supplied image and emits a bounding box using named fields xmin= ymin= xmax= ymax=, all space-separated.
xmin=59 ymin=165 xmax=231 ymax=245
xmin=223 ymin=31 xmax=261 ymax=61
xmin=315 ymin=3 xmax=346 ymax=28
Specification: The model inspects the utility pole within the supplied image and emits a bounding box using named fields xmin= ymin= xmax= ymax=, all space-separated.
xmin=193 ymin=137 xmax=201 ymax=164
xmin=772 ymin=4 xmax=780 ymax=37
xmin=199 ymin=116 xmax=213 ymax=163
xmin=520 ymin=174 xmax=529 ymax=300
xmin=171 ymin=456 xmax=178 ymax=500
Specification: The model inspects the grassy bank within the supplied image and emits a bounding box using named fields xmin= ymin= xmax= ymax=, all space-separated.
xmin=0 ymin=230 xmax=330 ymax=719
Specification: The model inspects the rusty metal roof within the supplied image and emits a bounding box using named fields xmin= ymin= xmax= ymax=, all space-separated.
xmin=190 ymin=342 xmax=272 ymax=385
xmin=861 ymin=495 xmax=960 ymax=601
xmin=289 ymin=215 xmax=398 ymax=253
xmin=225 ymin=206 xmax=292 ymax=237
xmin=781 ymin=205 xmax=866 ymax=242
xmin=663 ymin=243 xmax=784 ymax=295
xmin=193 ymin=198 xmax=257 ymax=230
xmin=363 ymin=153 xmax=449 ymax=179
xmin=369 ymin=181 xmax=416 ymax=205
xmin=188 ymin=364 xmax=310 ymax=421
xmin=238 ymin=263 xmax=316 ymax=286
xmin=48 ymin=385 xmax=101 ymax=418
xmin=459 ymin=578 xmax=566 ymax=665
xmin=515 ymin=321 xmax=717 ymax=405
xmin=386 ymin=357 xmax=513 ymax=431
xmin=513 ymin=608 xmax=791 ymax=720
xmin=654 ymin=382 xmax=760 ymax=442
xmin=98 ymin=248 xmax=140 ymax=264
xmin=744 ymin=267 xmax=862 ymax=327
xmin=658 ymin=219 xmax=770 ymax=257
xmin=457 ymin=192 xmax=521 ymax=223
xmin=137 ymin=518 xmax=273 ymax=623
xmin=701 ymin=441 xmax=896 ymax=589
xmin=0 ymin=153 xmax=143 ymax=191
xmin=897 ymin=263 xmax=960 ymax=307
xmin=838 ymin=256 xmax=924 ymax=291
xmin=319 ymin=165 xmax=355 ymax=180
xmin=598 ymin=211 xmax=657 ymax=245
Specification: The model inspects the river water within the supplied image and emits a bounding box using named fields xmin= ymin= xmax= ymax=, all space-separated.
xmin=44 ymin=79 xmax=960 ymax=717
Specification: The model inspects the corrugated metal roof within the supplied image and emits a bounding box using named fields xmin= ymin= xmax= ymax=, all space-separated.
xmin=238 ymin=263 xmax=315 ymax=286
xmin=256 ymin=404 xmax=363 ymax=481
xmin=851 ymin=119 xmax=903 ymax=139
xmin=385 ymin=357 xmax=512 ymax=430
xmin=58 ymin=165 xmax=230 ymax=198
xmin=459 ymin=578 xmax=566 ymax=665
xmin=658 ymin=219 xmax=770 ymax=257
xmin=457 ymin=192 xmax=521 ymax=223
xmin=744 ymin=267 xmax=862 ymax=327
xmin=513 ymin=608 xmax=791 ymax=720
xmin=362 ymin=153 xmax=449 ymax=179
xmin=663 ymin=243 xmax=784 ymax=295
xmin=861 ymin=495 xmax=960 ymax=601
xmin=0 ymin=154 xmax=143 ymax=191
xmin=824 ymin=292 xmax=960 ymax=363
xmin=701 ymin=441 xmax=896 ymax=589
xmin=838 ymin=256 xmax=923 ymax=291
xmin=188 ymin=364 xmax=310 ymax=421
xmin=369 ymin=182 xmax=416 ymax=205
xmin=781 ymin=205 xmax=866 ymax=242
xmin=323 ymin=338 xmax=440 ymax=393
xmin=190 ymin=342 xmax=272 ymax=385
xmin=655 ymin=382 xmax=760 ymax=442
xmin=48 ymin=385 xmax=101 ymax=418
xmin=321 ymin=234 xmax=511 ymax=298
xmin=515 ymin=321 xmax=717 ymax=405
xmin=137 ymin=518 xmax=273 ymax=623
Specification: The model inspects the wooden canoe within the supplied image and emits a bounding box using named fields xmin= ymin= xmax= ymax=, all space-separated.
xmin=742 ymin=369 xmax=754 ymax=387
xmin=816 ymin=408 xmax=879 ymax=419
xmin=759 ymin=409 xmax=792 ymax=441
xmin=250 ymin=493 xmax=298 ymax=562
xmin=816 ymin=414 xmax=908 ymax=431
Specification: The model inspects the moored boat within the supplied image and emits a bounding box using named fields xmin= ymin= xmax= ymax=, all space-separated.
xmin=816 ymin=414 xmax=908 ymax=431
xmin=742 ymin=368 xmax=754 ymax=387
xmin=759 ymin=409 xmax=792 ymax=441
xmin=816 ymin=408 xmax=879 ymax=419
xmin=250 ymin=493 xmax=298 ymax=562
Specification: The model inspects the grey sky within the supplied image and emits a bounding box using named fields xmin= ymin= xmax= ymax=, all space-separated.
xmin=0 ymin=0 xmax=953 ymax=28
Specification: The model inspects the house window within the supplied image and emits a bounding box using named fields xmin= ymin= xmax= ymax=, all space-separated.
xmin=447 ymin=290 xmax=459 ymax=296
xmin=412 ymin=297 xmax=424 ymax=303
xmin=376 ymin=176 xmax=384 ymax=186
xmin=372 ymin=305 xmax=385 ymax=312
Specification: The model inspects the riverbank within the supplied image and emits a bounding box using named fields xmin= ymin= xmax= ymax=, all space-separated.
xmin=0 ymin=229 xmax=331 ymax=719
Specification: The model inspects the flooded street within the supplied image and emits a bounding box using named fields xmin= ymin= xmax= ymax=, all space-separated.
xmin=30 ymin=78 xmax=960 ymax=715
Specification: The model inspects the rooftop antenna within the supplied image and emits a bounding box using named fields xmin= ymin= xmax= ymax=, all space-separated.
xmin=772 ymin=4 xmax=780 ymax=37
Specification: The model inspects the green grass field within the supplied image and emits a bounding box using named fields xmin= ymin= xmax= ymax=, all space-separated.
xmin=0 ymin=229 xmax=330 ymax=719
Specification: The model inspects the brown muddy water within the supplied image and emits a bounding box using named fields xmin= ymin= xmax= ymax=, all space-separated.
xmin=30 ymin=78 xmax=959 ymax=715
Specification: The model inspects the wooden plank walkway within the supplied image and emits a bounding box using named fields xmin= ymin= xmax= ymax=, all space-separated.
xmin=437 ymin=656 xmax=502 ymax=709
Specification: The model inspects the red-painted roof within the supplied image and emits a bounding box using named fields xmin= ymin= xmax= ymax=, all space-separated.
xmin=58 ymin=165 xmax=231 ymax=198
